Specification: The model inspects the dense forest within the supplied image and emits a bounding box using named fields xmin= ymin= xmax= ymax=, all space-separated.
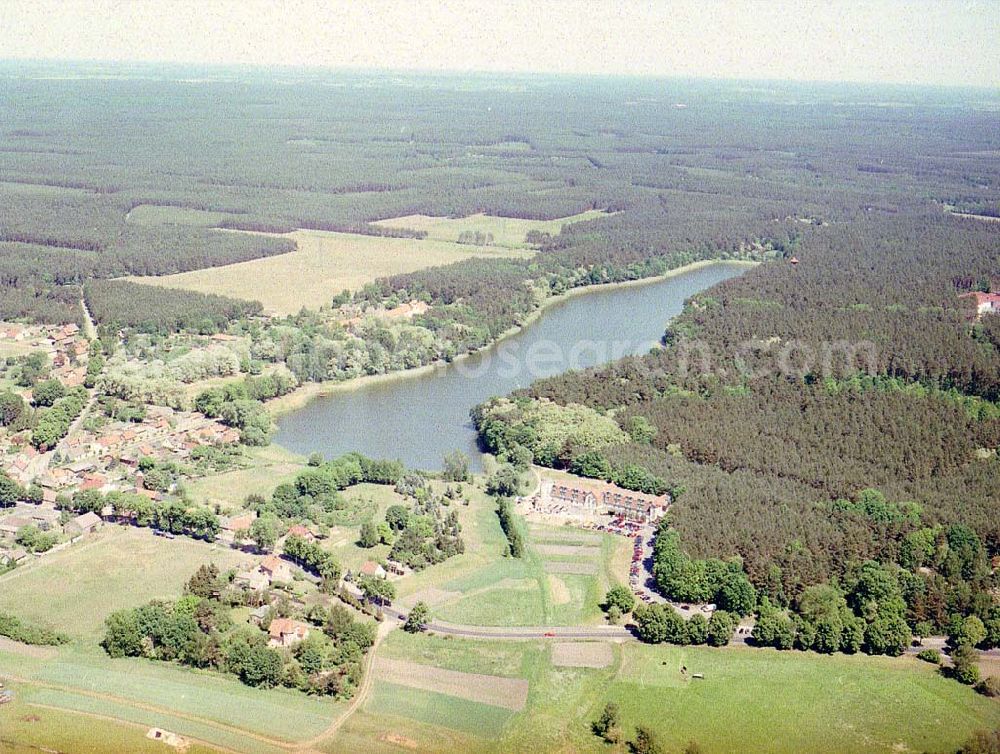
xmin=476 ymin=201 xmax=1000 ymax=641
xmin=3 ymin=63 xmax=1000 ymax=648
xmin=3 ymin=68 xmax=997 ymax=336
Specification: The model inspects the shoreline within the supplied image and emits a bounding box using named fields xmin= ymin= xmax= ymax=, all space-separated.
xmin=265 ymin=258 xmax=758 ymax=418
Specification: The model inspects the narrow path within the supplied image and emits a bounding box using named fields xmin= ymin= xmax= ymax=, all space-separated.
xmin=295 ymin=619 xmax=395 ymax=752
xmin=79 ymin=294 xmax=97 ymax=341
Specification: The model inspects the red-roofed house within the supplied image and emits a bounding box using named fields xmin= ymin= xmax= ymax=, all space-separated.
xmin=359 ymin=560 xmax=386 ymax=579
xmin=960 ymin=291 xmax=1000 ymax=318
xmin=80 ymin=474 xmax=107 ymax=492
xmin=260 ymin=555 xmax=294 ymax=583
xmin=220 ymin=512 xmax=256 ymax=543
xmin=268 ymin=618 xmax=310 ymax=648
xmin=286 ymin=524 xmax=314 ymax=541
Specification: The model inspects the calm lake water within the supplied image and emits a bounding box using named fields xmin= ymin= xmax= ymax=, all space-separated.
xmin=274 ymin=263 xmax=747 ymax=470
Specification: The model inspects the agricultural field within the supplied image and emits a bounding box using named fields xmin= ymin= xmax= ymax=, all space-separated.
xmin=0 ymin=645 xmax=339 ymax=754
xmin=0 ymin=523 xmax=342 ymax=754
xmin=128 ymin=229 xmax=533 ymax=315
xmin=0 ymin=684 xmax=220 ymax=754
xmin=370 ymin=210 xmax=610 ymax=249
xmin=334 ymin=631 xmax=1000 ymax=754
xmin=0 ymin=527 xmax=246 ymax=639
xmin=396 ymin=483 xmax=627 ymax=628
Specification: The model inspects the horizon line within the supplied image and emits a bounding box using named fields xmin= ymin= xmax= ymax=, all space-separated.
xmin=2 ymin=56 xmax=998 ymax=94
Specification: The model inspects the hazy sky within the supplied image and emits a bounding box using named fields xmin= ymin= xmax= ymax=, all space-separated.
xmin=2 ymin=0 xmax=998 ymax=87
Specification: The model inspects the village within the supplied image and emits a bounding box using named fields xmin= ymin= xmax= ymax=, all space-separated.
xmin=0 ymin=321 xmax=244 ymax=568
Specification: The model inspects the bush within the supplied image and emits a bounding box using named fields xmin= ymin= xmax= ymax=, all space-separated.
xmin=605 ymin=585 xmax=636 ymax=615
xmin=0 ymin=610 xmax=69 ymax=645
xmin=916 ymin=648 xmax=941 ymax=664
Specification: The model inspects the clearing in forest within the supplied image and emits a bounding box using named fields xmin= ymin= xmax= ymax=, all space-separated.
xmin=373 ymin=658 xmax=529 ymax=711
xmin=370 ymin=210 xmax=609 ymax=248
xmin=127 ymin=229 xmax=532 ymax=315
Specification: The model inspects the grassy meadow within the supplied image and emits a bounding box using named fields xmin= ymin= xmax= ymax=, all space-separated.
xmin=0 ymin=527 xmax=247 ymax=639
xmin=392 ymin=478 xmax=628 ymax=628
xmin=128 ymin=229 xmax=533 ymax=315
xmin=334 ymin=631 xmax=1000 ymax=754
xmin=370 ymin=210 xmax=610 ymax=249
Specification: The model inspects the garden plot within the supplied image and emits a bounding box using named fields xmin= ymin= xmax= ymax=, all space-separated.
xmin=374 ymin=658 xmax=529 ymax=711
xmin=542 ymin=561 xmax=598 ymax=575
xmin=534 ymin=543 xmax=602 ymax=558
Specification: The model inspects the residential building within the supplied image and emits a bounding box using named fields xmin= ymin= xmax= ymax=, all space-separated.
xmin=359 ymin=560 xmax=387 ymax=579
xmin=233 ymin=569 xmax=270 ymax=592
xmin=260 ymin=555 xmax=294 ymax=583
xmin=66 ymin=511 xmax=102 ymax=536
xmin=268 ymin=618 xmax=310 ymax=648
xmin=960 ymin=291 xmax=1000 ymax=318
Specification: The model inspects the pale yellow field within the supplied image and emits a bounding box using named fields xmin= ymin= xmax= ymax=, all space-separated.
xmin=128 ymin=229 xmax=532 ymax=315
xmin=371 ymin=210 xmax=610 ymax=248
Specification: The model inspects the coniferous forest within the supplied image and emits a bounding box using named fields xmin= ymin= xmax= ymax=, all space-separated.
xmin=3 ymin=63 xmax=1000 ymax=650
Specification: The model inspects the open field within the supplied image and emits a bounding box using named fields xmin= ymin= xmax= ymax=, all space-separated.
xmin=374 ymin=657 xmax=528 ymax=710
xmin=393 ymin=486 xmax=626 ymax=628
xmin=335 ymin=631 xmax=1000 ymax=754
xmin=128 ymin=229 xmax=533 ymax=315
xmin=364 ymin=682 xmax=515 ymax=739
xmin=186 ymin=444 xmax=305 ymax=511
xmin=551 ymin=642 xmax=613 ymax=668
xmin=600 ymin=643 xmax=1000 ymax=754
xmin=0 ymin=527 xmax=246 ymax=638
xmin=0 ymin=683 xmax=219 ymax=754
xmin=534 ymin=543 xmax=601 ymax=558
xmin=0 ymin=640 xmax=340 ymax=752
xmin=370 ymin=210 xmax=610 ymax=249
xmin=126 ymin=204 xmax=237 ymax=227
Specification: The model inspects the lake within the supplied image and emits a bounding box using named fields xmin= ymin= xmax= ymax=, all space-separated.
xmin=274 ymin=262 xmax=747 ymax=469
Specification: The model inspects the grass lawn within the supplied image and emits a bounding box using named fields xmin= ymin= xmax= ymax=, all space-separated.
xmin=333 ymin=632 xmax=1000 ymax=754
xmin=0 ymin=526 xmax=247 ymax=639
xmin=370 ymin=210 xmax=610 ymax=249
xmin=128 ymin=229 xmax=532 ymax=315
xmin=598 ymin=643 xmax=1000 ymax=754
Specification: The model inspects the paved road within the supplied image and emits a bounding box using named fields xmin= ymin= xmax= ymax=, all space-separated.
xmin=382 ymin=605 xmax=1000 ymax=665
